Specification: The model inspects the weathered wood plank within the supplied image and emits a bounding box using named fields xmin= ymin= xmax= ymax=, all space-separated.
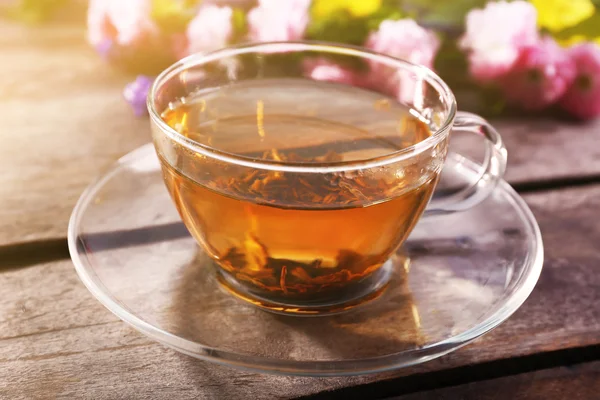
xmin=0 ymin=20 xmax=149 ymax=246
xmin=1 ymin=184 xmax=599 ymax=399
xmin=392 ymin=361 xmax=600 ymax=400
xmin=0 ymin=322 xmax=358 ymax=400
xmin=2 ymin=19 xmax=600 ymax=247
xmin=497 ymin=118 xmax=600 ymax=185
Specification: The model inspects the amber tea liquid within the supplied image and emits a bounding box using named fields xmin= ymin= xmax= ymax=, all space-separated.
xmin=157 ymin=79 xmax=442 ymax=313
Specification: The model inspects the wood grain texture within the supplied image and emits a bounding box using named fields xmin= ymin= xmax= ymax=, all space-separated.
xmin=496 ymin=118 xmax=600 ymax=185
xmin=0 ymin=20 xmax=149 ymax=246
xmin=1 ymin=184 xmax=600 ymax=399
xmin=2 ymin=21 xmax=600 ymax=247
xmin=392 ymin=361 xmax=600 ymax=400
xmin=0 ymin=258 xmax=361 ymax=400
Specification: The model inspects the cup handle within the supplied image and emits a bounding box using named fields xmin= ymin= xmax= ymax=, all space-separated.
xmin=425 ymin=111 xmax=508 ymax=215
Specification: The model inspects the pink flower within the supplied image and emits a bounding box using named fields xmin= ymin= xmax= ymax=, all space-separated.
xmin=500 ymin=37 xmax=576 ymax=110
xmin=247 ymin=0 xmax=311 ymax=42
xmin=87 ymin=0 xmax=157 ymax=51
xmin=459 ymin=1 xmax=538 ymax=82
xmin=303 ymin=58 xmax=366 ymax=86
xmin=365 ymin=19 xmax=440 ymax=104
xmin=171 ymin=33 xmax=189 ymax=61
xmin=560 ymin=43 xmax=600 ymax=119
xmin=185 ymin=5 xmax=234 ymax=57
xmin=366 ymin=19 xmax=440 ymax=69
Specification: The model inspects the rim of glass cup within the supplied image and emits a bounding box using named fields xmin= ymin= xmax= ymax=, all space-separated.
xmin=147 ymin=41 xmax=457 ymax=173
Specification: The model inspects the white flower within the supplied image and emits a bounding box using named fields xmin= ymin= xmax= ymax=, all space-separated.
xmin=87 ymin=0 xmax=157 ymax=48
xmin=459 ymin=1 xmax=539 ymax=81
xmin=186 ymin=4 xmax=234 ymax=55
xmin=366 ymin=19 xmax=440 ymax=68
xmin=247 ymin=0 xmax=311 ymax=42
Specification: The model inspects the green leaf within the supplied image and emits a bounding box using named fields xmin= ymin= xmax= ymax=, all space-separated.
xmin=553 ymin=11 xmax=600 ymax=40
xmin=8 ymin=0 xmax=70 ymax=24
xmin=304 ymin=0 xmax=406 ymax=71
xmin=151 ymin=0 xmax=200 ymax=34
xmin=365 ymin=3 xmax=404 ymax=30
xmin=306 ymin=0 xmax=404 ymax=46
xmin=306 ymin=10 xmax=369 ymax=45
xmin=403 ymin=0 xmax=487 ymax=27
xmin=231 ymin=7 xmax=248 ymax=41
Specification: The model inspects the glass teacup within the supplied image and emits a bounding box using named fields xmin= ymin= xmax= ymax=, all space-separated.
xmin=148 ymin=42 xmax=506 ymax=315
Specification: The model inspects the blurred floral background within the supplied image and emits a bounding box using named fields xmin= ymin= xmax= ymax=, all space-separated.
xmin=4 ymin=0 xmax=600 ymax=119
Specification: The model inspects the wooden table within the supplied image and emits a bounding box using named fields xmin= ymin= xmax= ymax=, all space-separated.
xmin=1 ymin=20 xmax=599 ymax=399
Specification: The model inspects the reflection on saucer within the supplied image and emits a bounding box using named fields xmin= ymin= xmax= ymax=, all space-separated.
xmin=168 ymin=250 xmax=423 ymax=361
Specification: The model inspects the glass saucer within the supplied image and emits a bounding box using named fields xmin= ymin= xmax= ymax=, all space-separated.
xmin=68 ymin=144 xmax=543 ymax=376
